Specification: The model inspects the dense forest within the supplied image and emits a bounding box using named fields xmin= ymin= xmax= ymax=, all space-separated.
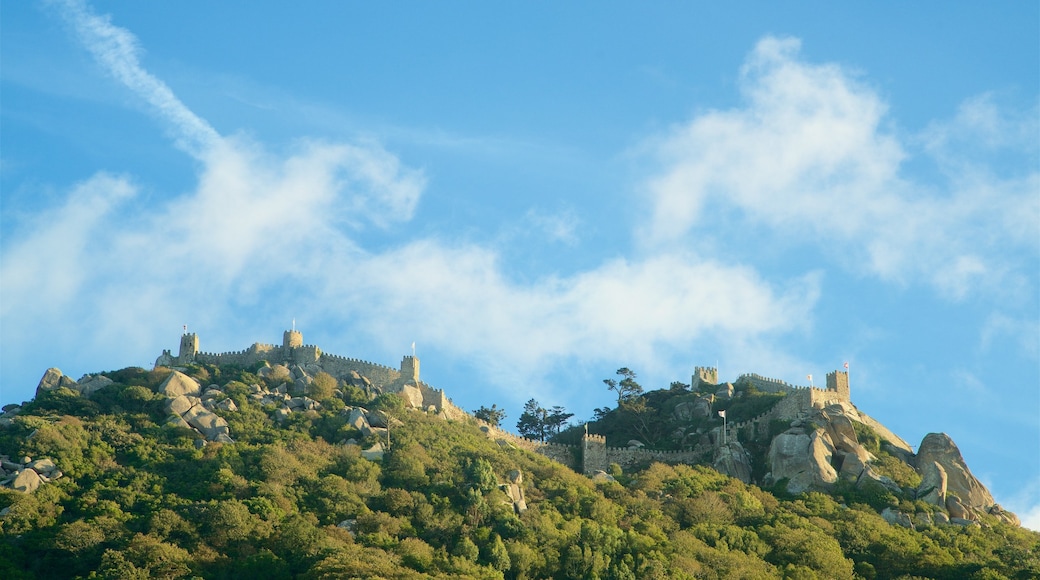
xmin=0 ymin=363 xmax=1037 ymax=579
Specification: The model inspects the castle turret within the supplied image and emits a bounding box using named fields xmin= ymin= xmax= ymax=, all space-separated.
xmin=401 ymin=356 xmax=420 ymax=383
xmin=582 ymin=433 xmax=607 ymax=475
xmin=283 ymin=330 xmax=303 ymax=350
xmin=179 ymin=332 xmax=199 ymax=363
xmin=692 ymin=366 xmax=719 ymax=390
xmin=826 ymin=370 xmax=850 ymax=401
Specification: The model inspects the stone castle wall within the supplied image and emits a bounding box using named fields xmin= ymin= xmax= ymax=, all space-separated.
xmin=737 ymin=373 xmax=799 ymax=394
xmin=318 ymin=353 xmax=401 ymax=389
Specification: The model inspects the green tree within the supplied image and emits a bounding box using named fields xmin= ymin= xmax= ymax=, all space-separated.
xmin=372 ymin=393 xmax=405 ymax=448
xmin=547 ymin=406 xmax=574 ymax=435
xmin=309 ymin=371 xmax=338 ymax=402
xmin=604 ymin=367 xmax=643 ymax=409
xmin=517 ymin=399 xmax=549 ymax=441
xmin=474 ymin=404 xmax=506 ymax=428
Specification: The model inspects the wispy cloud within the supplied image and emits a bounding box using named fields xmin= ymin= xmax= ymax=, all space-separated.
xmin=2 ymin=6 xmax=819 ymax=407
xmin=640 ymin=36 xmax=1039 ymax=301
xmin=53 ymin=0 xmax=220 ymax=156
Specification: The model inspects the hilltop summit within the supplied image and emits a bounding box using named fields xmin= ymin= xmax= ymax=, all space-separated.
xmin=0 ymin=328 xmax=1032 ymax=578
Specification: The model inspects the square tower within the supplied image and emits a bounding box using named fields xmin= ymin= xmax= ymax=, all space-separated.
xmin=692 ymin=366 xmax=718 ymax=391
xmin=826 ymin=370 xmax=850 ymax=401
xmin=400 ymin=356 xmax=420 ymax=383
xmin=179 ymin=333 xmax=199 ymax=362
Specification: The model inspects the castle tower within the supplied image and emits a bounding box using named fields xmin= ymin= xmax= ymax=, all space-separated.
xmin=826 ymin=370 xmax=850 ymax=401
xmin=401 ymin=356 xmax=420 ymax=383
xmin=582 ymin=433 xmax=608 ymax=475
xmin=283 ymin=329 xmax=303 ymax=350
xmin=692 ymin=366 xmax=719 ymax=390
xmin=178 ymin=332 xmax=199 ymax=362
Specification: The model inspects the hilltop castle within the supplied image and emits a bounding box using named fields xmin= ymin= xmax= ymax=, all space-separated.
xmin=155 ymin=328 xmax=456 ymax=416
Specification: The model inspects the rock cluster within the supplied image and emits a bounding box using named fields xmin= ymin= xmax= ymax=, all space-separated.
xmin=713 ymin=441 xmax=753 ymax=483
xmin=0 ymin=455 xmax=63 ymax=493
xmin=761 ymin=403 xmax=1016 ymax=527
xmin=35 ymin=367 xmax=115 ymax=399
xmin=0 ymin=404 xmax=21 ymax=427
xmin=159 ymin=371 xmax=234 ymax=443
xmin=500 ymin=469 xmax=527 ymax=514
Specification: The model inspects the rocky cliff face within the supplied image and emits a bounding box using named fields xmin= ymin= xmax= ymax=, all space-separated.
xmin=762 ymin=402 xmax=1017 ymax=527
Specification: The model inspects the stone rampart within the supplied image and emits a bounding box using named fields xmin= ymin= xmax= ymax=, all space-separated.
xmin=194 ymin=343 xmax=286 ymax=368
xmin=737 ymin=373 xmax=798 ymax=394
xmin=605 ymin=446 xmax=704 ymax=471
xmin=318 ymin=353 xmax=401 ymax=388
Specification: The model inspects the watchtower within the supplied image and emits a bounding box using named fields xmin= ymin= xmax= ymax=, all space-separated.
xmin=826 ymin=370 xmax=850 ymax=401
xmin=692 ymin=366 xmax=718 ymax=390
xmin=401 ymin=356 xmax=420 ymax=383
xmin=582 ymin=433 xmax=608 ymax=475
xmin=283 ymin=329 xmax=303 ymax=350
xmin=179 ymin=332 xmax=199 ymax=362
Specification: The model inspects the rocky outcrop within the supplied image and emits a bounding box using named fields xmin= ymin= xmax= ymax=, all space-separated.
xmin=0 ymin=455 xmax=63 ymax=493
xmin=713 ymin=441 xmax=753 ymax=483
xmin=35 ymin=368 xmax=78 ymax=397
xmin=881 ymin=507 xmax=914 ymax=529
xmin=157 ymin=373 xmax=232 ymax=443
xmin=76 ymin=375 xmax=115 ymax=396
xmin=766 ymin=428 xmax=838 ymax=493
xmin=398 ymin=384 xmax=425 ymax=409
xmin=500 ymin=469 xmax=528 ymax=514
xmin=673 ymin=394 xmax=714 ymax=421
xmin=915 ymin=433 xmax=995 ymax=515
xmin=916 ymin=461 xmax=948 ymax=507
xmin=35 ymin=368 xmax=115 ymax=398
xmin=159 ymin=371 xmax=202 ymax=398
xmin=361 ymin=441 xmax=384 ymax=461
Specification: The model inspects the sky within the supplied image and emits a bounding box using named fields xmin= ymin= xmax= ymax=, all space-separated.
xmin=2 ymin=1 xmax=1037 ymax=527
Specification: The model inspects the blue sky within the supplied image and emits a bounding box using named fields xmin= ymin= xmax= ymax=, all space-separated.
xmin=2 ymin=1 xmax=1037 ymax=526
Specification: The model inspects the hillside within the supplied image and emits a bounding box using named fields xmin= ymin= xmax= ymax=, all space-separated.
xmin=0 ymin=343 xmax=1038 ymax=578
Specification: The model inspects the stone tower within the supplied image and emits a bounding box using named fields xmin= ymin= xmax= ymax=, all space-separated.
xmin=582 ymin=433 xmax=608 ymax=475
xmin=179 ymin=332 xmax=199 ymax=362
xmin=692 ymin=366 xmax=719 ymax=390
xmin=826 ymin=370 xmax=850 ymax=401
xmin=401 ymin=356 xmax=420 ymax=383
xmin=283 ymin=329 xmax=303 ymax=350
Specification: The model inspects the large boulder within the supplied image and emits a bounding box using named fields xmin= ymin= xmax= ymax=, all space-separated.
xmin=183 ymin=405 xmax=231 ymax=441
xmin=713 ymin=441 xmax=753 ymax=483
xmin=158 ymin=371 xmax=202 ymax=398
xmin=11 ymin=469 xmax=42 ymax=493
xmin=398 ymin=384 xmax=424 ymax=409
xmin=76 ymin=375 xmax=114 ymax=396
xmin=165 ymin=395 xmax=197 ymax=416
xmin=838 ymin=448 xmax=869 ymax=481
xmin=35 ymin=368 xmax=77 ymax=397
xmin=916 ymin=461 xmax=948 ymax=507
xmin=345 ymin=408 xmax=370 ymax=432
xmin=767 ymin=428 xmax=838 ymax=493
xmin=916 ymin=433 xmax=995 ymax=514
xmin=361 ymin=442 xmax=384 ymax=461
xmin=946 ymin=494 xmax=976 ymax=521
xmin=881 ymin=507 xmax=915 ymax=529
xmin=715 ymin=383 xmax=735 ymax=399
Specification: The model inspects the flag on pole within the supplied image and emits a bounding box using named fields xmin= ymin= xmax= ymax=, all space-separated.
xmin=807 ymin=374 xmax=813 ymax=382
xmin=718 ymin=410 xmax=726 ymax=418
xmin=844 ymin=361 xmax=849 ymax=370
xmin=183 ymin=324 xmax=187 ymax=334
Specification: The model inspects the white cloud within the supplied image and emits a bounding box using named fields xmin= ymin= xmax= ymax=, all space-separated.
xmin=54 ymin=0 xmax=220 ymax=156
xmin=3 ymin=5 xmax=827 ymax=409
xmin=641 ymin=36 xmax=1039 ymax=300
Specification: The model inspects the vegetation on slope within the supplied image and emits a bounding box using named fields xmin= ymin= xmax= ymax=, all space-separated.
xmin=0 ymin=363 xmax=1037 ymax=579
